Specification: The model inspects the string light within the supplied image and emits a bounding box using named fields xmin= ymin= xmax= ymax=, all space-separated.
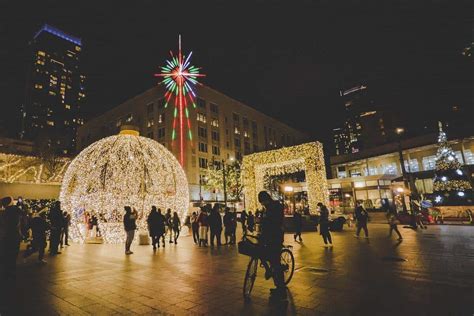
xmin=59 ymin=129 xmax=189 ymax=244
xmin=0 ymin=153 xmax=69 ymax=184
xmin=242 ymin=142 xmax=328 ymax=213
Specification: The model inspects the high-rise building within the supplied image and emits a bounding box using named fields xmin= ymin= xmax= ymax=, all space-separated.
xmin=77 ymin=85 xmax=309 ymax=201
xmin=333 ymin=85 xmax=394 ymax=155
xmin=21 ymin=24 xmax=85 ymax=155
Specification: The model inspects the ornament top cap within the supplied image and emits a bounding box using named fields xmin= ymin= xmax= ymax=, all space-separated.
xmin=119 ymin=125 xmax=139 ymax=136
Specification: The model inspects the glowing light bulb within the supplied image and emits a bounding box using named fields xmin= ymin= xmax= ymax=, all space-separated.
xmin=456 ymin=169 xmax=463 ymax=175
xmin=435 ymin=195 xmax=442 ymax=203
xmin=441 ymin=176 xmax=447 ymax=181
xmin=458 ymin=191 xmax=465 ymax=197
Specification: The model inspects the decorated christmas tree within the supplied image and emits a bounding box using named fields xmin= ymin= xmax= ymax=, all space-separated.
xmin=432 ymin=122 xmax=474 ymax=206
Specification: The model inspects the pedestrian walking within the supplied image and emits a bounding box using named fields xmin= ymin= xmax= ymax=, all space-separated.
xmin=240 ymin=209 xmax=248 ymax=234
xmin=172 ymin=212 xmax=181 ymax=244
xmin=123 ymin=206 xmax=137 ymax=254
xmin=60 ymin=211 xmax=71 ymax=247
xmin=293 ymin=210 xmax=303 ymax=242
xmin=147 ymin=206 xmax=161 ymax=251
xmin=23 ymin=211 xmax=49 ymax=263
xmin=354 ymin=200 xmax=369 ymax=238
xmin=197 ymin=207 xmax=209 ymax=247
xmin=48 ymin=201 xmax=63 ymax=255
xmin=190 ymin=212 xmax=199 ymax=244
xmin=223 ymin=207 xmax=233 ymax=244
xmin=318 ymin=202 xmax=332 ymax=247
xmin=387 ymin=209 xmax=403 ymax=240
xmin=165 ymin=208 xmax=173 ymax=243
xmin=230 ymin=210 xmax=237 ymax=244
xmin=209 ymin=204 xmax=222 ymax=247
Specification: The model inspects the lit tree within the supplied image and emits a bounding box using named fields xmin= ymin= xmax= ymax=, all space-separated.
xmin=432 ymin=122 xmax=474 ymax=206
xmin=203 ymin=161 xmax=243 ymax=201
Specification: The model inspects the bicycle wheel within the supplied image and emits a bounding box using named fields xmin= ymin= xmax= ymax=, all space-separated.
xmin=280 ymin=248 xmax=295 ymax=285
xmin=243 ymin=257 xmax=258 ymax=299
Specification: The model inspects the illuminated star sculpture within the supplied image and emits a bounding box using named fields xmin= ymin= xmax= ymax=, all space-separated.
xmin=155 ymin=35 xmax=205 ymax=166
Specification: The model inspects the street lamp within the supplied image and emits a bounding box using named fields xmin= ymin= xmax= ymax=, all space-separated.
xmin=395 ymin=127 xmax=408 ymax=212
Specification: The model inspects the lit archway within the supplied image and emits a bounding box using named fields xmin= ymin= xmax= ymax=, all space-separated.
xmin=242 ymin=142 xmax=328 ymax=213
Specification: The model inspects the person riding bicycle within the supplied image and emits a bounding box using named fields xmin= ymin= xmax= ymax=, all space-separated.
xmin=257 ymin=191 xmax=287 ymax=300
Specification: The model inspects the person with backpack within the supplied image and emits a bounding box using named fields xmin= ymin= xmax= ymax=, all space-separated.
xmin=354 ymin=200 xmax=369 ymax=238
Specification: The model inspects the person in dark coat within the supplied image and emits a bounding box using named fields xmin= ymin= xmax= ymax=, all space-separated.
xmin=354 ymin=200 xmax=369 ymax=238
xmin=61 ymin=211 xmax=71 ymax=247
xmin=1 ymin=196 xmax=21 ymax=279
xmin=223 ymin=207 xmax=233 ymax=244
xmin=147 ymin=206 xmax=161 ymax=250
xmin=318 ymin=202 xmax=332 ymax=247
xmin=247 ymin=211 xmax=255 ymax=232
xmin=190 ymin=212 xmax=199 ymax=244
xmin=172 ymin=212 xmax=181 ymax=244
xmin=165 ymin=208 xmax=173 ymax=243
xmin=48 ymin=201 xmax=63 ymax=255
xmin=258 ymin=191 xmax=286 ymax=300
xmin=230 ymin=210 xmax=237 ymax=244
xmin=293 ymin=210 xmax=303 ymax=242
xmin=240 ymin=210 xmax=248 ymax=234
xmin=209 ymin=204 xmax=222 ymax=247
xmin=123 ymin=206 xmax=137 ymax=255
xmin=156 ymin=208 xmax=166 ymax=247
xmin=23 ymin=211 xmax=49 ymax=263
xmin=197 ymin=207 xmax=209 ymax=247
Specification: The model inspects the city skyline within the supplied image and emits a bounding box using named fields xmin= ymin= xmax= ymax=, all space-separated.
xmin=1 ymin=1 xmax=472 ymax=146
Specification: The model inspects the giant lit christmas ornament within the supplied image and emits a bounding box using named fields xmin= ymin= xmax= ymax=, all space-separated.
xmin=59 ymin=127 xmax=189 ymax=243
xmin=155 ymin=35 xmax=205 ymax=166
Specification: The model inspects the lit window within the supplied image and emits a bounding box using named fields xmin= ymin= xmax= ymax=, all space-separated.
xmin=48 ymin=91 xmax=56 ymax=96
xmin=422 ymin=155 xmax=436 ymax=171
xmin=75 ymin=46 xmax=81 ymax=51
xmin=46 ymin=121 xmax=54 ymax=126
xmin=197 ymin=113 xmax=207 ymax=123
xmin=65 ymin=104 xmax=71 ymax=109
xmin=404 ymin=159 xmax=419 ymax=172
xmin=125 ymin=114 xmax=133 ymax=123
xmin=234 ymin=127 xmax=240 ymax=135
xmin=211 ymin=118 xmax=219 ymax=127
xmin=158 ymin=114 xmax=165 ymax=124
xmin=38 ymin=51 xmax=46 ymax=56
xmin=244 ymin=131 xmax=249 ymax=138
xmin=147 ymin=119 xmax=154 ymax=128
xmin=64 ymin=120 xmax=70 ymax=126
xmin=34 ymin=84 xmax=43 ymax=89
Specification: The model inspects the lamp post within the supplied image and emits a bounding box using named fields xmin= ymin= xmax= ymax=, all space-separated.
xmin=395 ymin=127 xmax=408 ymax=212
xmin=221 ymin=157 xmax=234 ymax=207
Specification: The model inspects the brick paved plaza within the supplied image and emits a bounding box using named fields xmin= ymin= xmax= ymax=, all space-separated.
xmin=3 ymin=224 xmax=474 ymax=315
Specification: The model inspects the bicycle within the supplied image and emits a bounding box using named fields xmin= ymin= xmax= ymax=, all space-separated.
xmin=239 ymin=233 xmax=295 ymax=299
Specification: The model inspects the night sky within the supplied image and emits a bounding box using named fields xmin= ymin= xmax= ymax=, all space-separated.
xmin=1 ymin=1 xmax=472 ymax=146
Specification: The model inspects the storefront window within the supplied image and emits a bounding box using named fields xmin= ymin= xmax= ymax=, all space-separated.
xmin=404 ymin=159 xmax=419 ymax=172
xmin=422 ymin=155 xmax=436 ymax=171
xmin=464 ymin=150 xmax=474 ymax=165
xmin=381 ymin=162 xmax=398 ymax=175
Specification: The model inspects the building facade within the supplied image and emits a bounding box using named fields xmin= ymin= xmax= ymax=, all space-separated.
xmin=77 ymin=85 xmax=309 ymax=201
xmin=328 ymin=133 xmax=474 ymax=211
xmin=21 ymin=24 xmax=86 ymax=155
